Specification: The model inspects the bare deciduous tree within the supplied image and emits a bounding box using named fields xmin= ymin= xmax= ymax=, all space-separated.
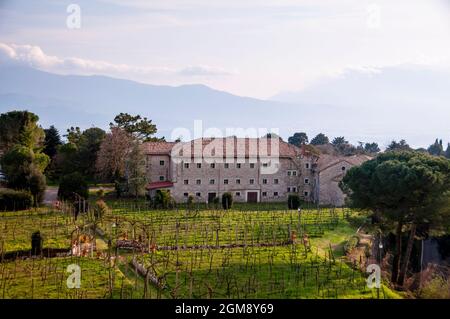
xmin=96 ymin=127 xmax=133 ymax=180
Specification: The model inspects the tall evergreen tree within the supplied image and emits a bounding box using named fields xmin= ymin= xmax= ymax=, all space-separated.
xmin=364 ymin=142 xmax=380 ymax=154
xmin=0 ymin=111 xmax=45 ymax=152
xmin=427 ymin=138 xmax=444 ymax=156
xmin=332 ymin=136 xmax=348 ymax=146
xmin=340 ymin=152 xmax=450 ymax=286
xmin=445 ymin=143 xmax=450 ymax=159
xmin=288 ymin=132 xmax=308 ymax=146
xmin=0 ymin=111 xmax=49 ymax=206
xmin=386 ymin=139 xmax=411 ymax=152
xmin=310 ymin=133 xmax=329 ymax=145
xmin=43 ymin=125 xmax=62 ymax=159
xmin=111 ymin=113 xmax=158 ymax=141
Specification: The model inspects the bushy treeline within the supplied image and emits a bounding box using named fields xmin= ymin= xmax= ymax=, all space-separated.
xmin=288 ymin=131 xmax=450 ymax=158
xmin=0 ymin=110 xmax=163 ymax=204
xmin=0 ymin=111 xmax=48 ymax=207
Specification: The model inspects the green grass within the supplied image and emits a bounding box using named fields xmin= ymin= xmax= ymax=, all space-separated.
xmin=133 ymin=245 xmax=398 ymax=299
xmin=0 ymin=205 xmax=401 ymax=299
xmin=0 ymin=209 xmax=75 ymax=253
xmin=0 ymin=256 xmax=134 ymax=299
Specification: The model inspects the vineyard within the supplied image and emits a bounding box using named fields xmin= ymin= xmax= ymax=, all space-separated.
xmin=0 ymin=202 xmax=402 ymax=299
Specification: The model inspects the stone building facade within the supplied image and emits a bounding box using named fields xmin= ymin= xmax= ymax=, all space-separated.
xmin=143 ymin=137 xmax=318 ymax=203
xmin=143 ymin=138 xmax=371 ymax=206
xmin=313 ymin=154 xmax=372 ymax=206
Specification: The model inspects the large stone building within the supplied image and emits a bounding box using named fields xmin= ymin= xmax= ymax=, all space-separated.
xmin=143 ymin=137 xmax=318 ymax=203
xmin=142 ymin=137 xmax=371 ymax=206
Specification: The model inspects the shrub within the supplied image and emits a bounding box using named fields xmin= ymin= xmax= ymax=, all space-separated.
xmin=29 ymin=170 xmax=46 ymax=206
xmin=187 ymin=194 xmax=194 ymax=210
xmin=287 ymin=194 xmax=301 ymax=209
xmin=0 ymin=188 xmax=32 ymax=211
xmin=212 ymin=196 xmax=220 ymax=209
xmin=153 ymin=189 xmax=173 ymax=209
xmin=31 ymin=231 xmax=43 ymax=255
xmin=221 ymin=192 xmax=233 ymax=210
xmin=114 ymin=178 xmax=128 ymax=198
xmin=58 ymin=172 xmax=89 ymax=201
xmin=344 ymin=236 xmax=360 ymax=254
xmin=419 ymin=274 xmax=450 ymax=299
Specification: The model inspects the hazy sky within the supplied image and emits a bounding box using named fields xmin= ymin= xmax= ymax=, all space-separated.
xmin=1 ymin=0 xmax=449 ymax=99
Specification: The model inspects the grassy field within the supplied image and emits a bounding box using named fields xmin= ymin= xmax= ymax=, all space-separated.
xmin=132 ymin=245 xmax=400 ymax=299
xmin=0 ymin=209 xmax=75 ymax=253
xmin=0 ymin=256 xmax=135 ymax=299
xmin=0 ymin=201 xmax=403 ymax=299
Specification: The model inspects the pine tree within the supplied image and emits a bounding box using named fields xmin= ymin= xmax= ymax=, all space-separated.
xmin=310 ymin=133 xmax=329 ymax=145
xmin=445 ymin=143 xmax=450 ymax=159
xmin=427 ymin=138 xmax=444 ymax=156
xmin=43 ymin=125 xmax=62 ymax=159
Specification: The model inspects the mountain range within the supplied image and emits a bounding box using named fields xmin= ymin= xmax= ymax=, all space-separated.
xmin=0 ymin=64 xmax=449 ymax=148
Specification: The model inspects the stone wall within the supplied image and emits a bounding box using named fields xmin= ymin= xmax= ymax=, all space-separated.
xmin=318 ymin=161 xmax=354 ymax=206
xmin=166 ymin=156 xmax=315 ymax=203
xmin=146 ymin=154 xmax=171 ymax=182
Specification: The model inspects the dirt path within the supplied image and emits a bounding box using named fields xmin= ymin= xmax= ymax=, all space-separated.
xmin=43 ymin=186 xmax=58 ymax=205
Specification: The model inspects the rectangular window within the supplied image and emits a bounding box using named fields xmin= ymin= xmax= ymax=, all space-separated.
xmin=236 ymin=179 xmax=241 ymax=184
xmin=183 ymin=179 xmax=189 ymax=185
xmin=196 ymin=192 xmax=201 ymax=197
xmin=197 ymin=163 xmax=202 ymax=168
xmin=274 ymin=179 xmax=279 ymax=184
xmin=183 ymin=193 xmax=188 ymax=197
xmin=249 ymin=179 xmax=255 ymax=185
xmin=262 ymin=178 xmax=267 ymax=184
xmin=159 ymin=176 xmax=165 ymax=181
xmin=262 ymin=163 xmax=268 ymax=167
xmin=287 ymin=187 xmax=291 ymax=193
xmin=235 ymin=192 xmax=241 ymax=196
xmin=224 ymin=163 xmax=229 ymax=168
xmin=210 ymin=163 xmax=215 ymax=169
xmin=237 ymin=163 xmax=241 ymax=168
xmin=223 ymin=179 xmax=229 ymax=184
xmin=304 ymin=191 xmax=309 ymax=197
xmin=262 ymin=191 xmax=267 ymax=197
xmin=305 ymin=163 xmax=310 ymax=169
xmin=196 ymin=179 xmax=201 ymax=185
xmin=250 ymin=163 xmax=255 ymax=168
xmin=274 ymin=191 xmax=279 ymax=196
xmin=209 ymin=179 xmax=215 ymax=185
xmin=304 ymin=178 xmax=309 ymax=184
xmin=184 ymin=162 xmax=189 ymax=169
xmin=287 ymin=171 xmax=292 ymax=176
xmin=160 ymin=160 xmax=165 ymax=166
xmin=293 ymin=170 xmax=297 ymax=176
xmin=292 ymin=187 xmax=297 ymax=192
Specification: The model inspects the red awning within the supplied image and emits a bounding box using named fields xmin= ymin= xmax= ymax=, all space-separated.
xmin=146 ymin=181 xmax=174 ymax=190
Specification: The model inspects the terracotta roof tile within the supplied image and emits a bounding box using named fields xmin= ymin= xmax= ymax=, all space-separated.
xmin=143 ymin=137 xmax=312 ymax=159
xmin=317 ymin=154 xmax=372 ymax=172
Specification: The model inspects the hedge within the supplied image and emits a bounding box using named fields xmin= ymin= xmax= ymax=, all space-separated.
xmin=0 ymin=188 xmax=32 ymax=211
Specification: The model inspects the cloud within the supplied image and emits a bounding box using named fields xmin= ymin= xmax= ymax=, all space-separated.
xmin=0 ymin=42 xmax=235 ymax=77
xmin=178 ymin=65 xmax=237 ymax=76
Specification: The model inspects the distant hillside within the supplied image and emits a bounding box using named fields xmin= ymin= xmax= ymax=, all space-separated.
xmin=0 ymin=65 xmax=449 ymax=147
xmin=0 ymin=65 xmax=326 ymax=139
